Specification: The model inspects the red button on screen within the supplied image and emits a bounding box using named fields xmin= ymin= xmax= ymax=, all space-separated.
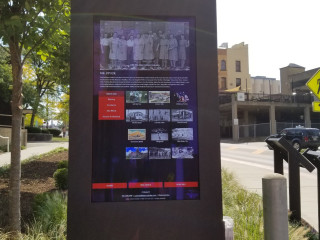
xmin=92 ymin=183 xmax=127 ymax=189
xmin=164 ymin=182 xmax=199 ymax=188
xmin=129 ymin=182 xmax=163 ymax=188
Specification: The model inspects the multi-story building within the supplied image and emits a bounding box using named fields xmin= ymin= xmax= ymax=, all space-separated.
xmin=280 ymin=63 xmax=320 ymax=95
xmin=218 ymin=42 xmax=318 ymax=141
xmin=218 ymin=42 xmax=251 ymax=92
xmin=280 ymin=63 xmax=306 ymax=95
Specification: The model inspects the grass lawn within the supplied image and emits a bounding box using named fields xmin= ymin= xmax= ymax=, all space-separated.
xmin=52 ymin=137 xmax=69 ymax=142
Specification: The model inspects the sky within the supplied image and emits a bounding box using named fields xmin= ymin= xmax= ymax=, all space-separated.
xmin=216 ymin=0 xmax=320 ymax=80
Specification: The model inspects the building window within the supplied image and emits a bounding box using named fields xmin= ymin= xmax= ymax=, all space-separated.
xmin=236 ymin=61 xmax=241 ymax=72
xmin=221 ymin=60 xmax=226 ymax=71
xmin=220 ymin=77 xmax=227 ymax=90
xmin=236 ymin=78 xmax=241 ymax=88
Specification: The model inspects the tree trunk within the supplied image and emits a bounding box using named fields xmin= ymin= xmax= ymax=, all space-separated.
xmin=30 ymin=97 xmax=40 ymax=127
xmin=9 ymin=39 xmax=23 ymax=235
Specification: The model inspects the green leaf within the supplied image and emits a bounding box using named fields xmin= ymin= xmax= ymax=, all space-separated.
xmin=64 ymin=9 xmax=70 ymax=17
xmin=59 ymin=29 xmax=68 ymax=36
xmin=41 ymin=55 xmax=47 ymax=61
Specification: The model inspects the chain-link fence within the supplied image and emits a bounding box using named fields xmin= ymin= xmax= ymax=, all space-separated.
xmin=239 ymin=123 xmax=271 ymax=138
xmin=226 ymin=122 xmax=320 ymax=140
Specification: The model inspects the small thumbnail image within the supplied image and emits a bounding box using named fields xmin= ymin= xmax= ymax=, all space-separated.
xmin=126 ymin=91 xmax=148 ymax=104
xmin=149 ymin=147 xmax=171 ymax=159
xmin=126 ymin=147 xmax=148 ymax=159
xmin=173 ymin=91 xmax=190 ymax=103
xmin=149 ymin=91 xmax=170 ymax=104
xmin=171 ymin=109 xmax=193 ymax=122
xmin=172 ymin=147 xmax=194 ymax=159
xmin=172 ymin=128 xmax=193 ymax=141
xmin=149 ymin=109 xmax=170 ymax=122
xmin=128 ymin=129 xmax=146 ymax=141
xmin=151 ymin=128 xmax=169 ymax=141
xmin=126 ymin=109 xmax=148 ymax=122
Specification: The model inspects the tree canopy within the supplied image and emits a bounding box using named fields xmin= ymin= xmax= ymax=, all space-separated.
xmin=0 ymin=47 xmax=12 ymax=105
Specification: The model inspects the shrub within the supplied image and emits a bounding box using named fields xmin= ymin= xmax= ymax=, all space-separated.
xmin=41 ymin=129 xmax=50 ymax=134
xmin=32 ymin=191 xmax=67 ymax=235
xmin=57 ymin=160 xmax=68 ymax=169
xmin=25 ymin=126 xmax=42 ymax=133
xmin=53 ymin=168 xmax=68 ymax=190
xmin=48 ymin=128 xmax=61 ymax=137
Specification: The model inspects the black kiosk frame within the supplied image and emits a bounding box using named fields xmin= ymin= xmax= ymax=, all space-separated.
xmin=69 ymin=0 xmax=224 ymax=239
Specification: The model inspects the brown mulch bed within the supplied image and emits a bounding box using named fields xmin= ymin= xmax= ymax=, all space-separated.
xmin=0 ymin=150 xmax=68 ymax=230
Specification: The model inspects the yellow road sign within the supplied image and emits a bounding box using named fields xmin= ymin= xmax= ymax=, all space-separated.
xmin=306 ymin=69 xmax=320 ymax=100
xmin=313 ymin=101 xmax=320 ymax=112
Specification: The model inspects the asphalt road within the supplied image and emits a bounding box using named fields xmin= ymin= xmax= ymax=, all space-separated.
xmin=221 ymin=141 xmax=319 ymax=231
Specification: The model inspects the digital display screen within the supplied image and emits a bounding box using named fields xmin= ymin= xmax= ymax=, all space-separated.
xmin=92 ymin=17 xmax=199 ymax=202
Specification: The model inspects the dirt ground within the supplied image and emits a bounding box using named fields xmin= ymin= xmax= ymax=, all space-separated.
xmin=0 ymin=150 xmax=68 ymax=230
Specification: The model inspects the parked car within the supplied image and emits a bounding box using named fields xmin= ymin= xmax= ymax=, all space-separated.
xmin=269 ymin=127 xmax=320 ymax=151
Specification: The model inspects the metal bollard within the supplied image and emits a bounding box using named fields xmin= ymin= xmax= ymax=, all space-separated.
xmin=262 ymin=173 xmax=289 ymax=240
xmin=223 ymin=216 xmax=234 ymax=240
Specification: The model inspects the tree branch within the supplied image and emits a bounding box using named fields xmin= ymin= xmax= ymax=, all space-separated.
xmin=20 ymin=9 xmax=43 ymax=53
xmin=0 ymin=44 xmax=10 ymax=54
xmin=22 ymin=1 xmax=68 ymax=65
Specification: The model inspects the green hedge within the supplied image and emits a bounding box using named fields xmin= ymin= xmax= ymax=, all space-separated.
xmin=41 ymin=129 xmax=50 ymax=134
xmin=25 ymin=126 xmax=42 ymax=133
xmin=48 ymin=128 xmax=61 ymax=137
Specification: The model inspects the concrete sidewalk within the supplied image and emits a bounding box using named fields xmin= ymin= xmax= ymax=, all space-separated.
xmin=0 ymin=141 xmax=69 ymax=167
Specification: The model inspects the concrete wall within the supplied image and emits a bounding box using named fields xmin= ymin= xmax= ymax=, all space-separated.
xmin=0 ymin=127 xmax=27 ymax=147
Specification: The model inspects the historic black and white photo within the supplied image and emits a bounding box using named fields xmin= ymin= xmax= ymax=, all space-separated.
xmin=126 ymin=91 xmax=148 ymax=103
xmin=149 ymin=91 xmax=170 ymax=104
xmin=151 ymin=128 xmax=169 ymax=141
xmin=172 ymin=128 xmax=193 ymax=141
xmin=99 ymin=20 xmax=191 ymax=71
xmin=171 ymin=109 xmax=193 ymax=122
xmin=149 ymin=109 xmax=170 ymax=122
xmin=149 ymin=147 xmax=171 ymax=159
xmin=126 ymin=109 xmax=148 ymax=122
xmin=172 ymin=147 xmax=194 ymax=159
